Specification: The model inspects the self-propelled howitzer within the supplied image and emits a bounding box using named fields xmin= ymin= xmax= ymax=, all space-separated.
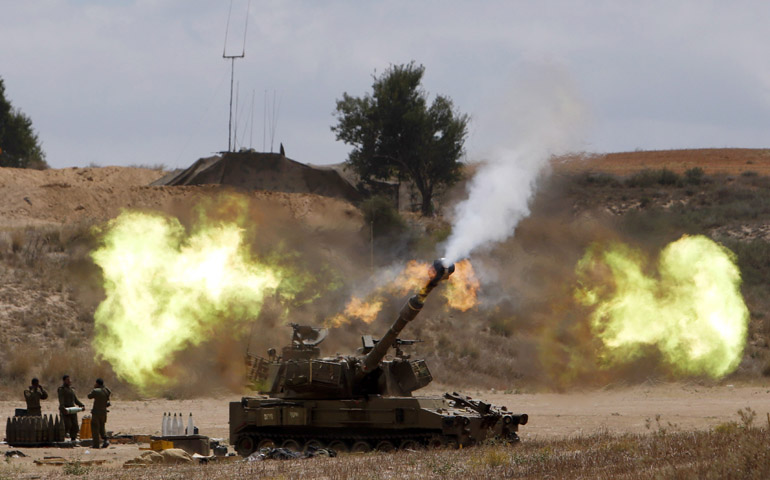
xmin=230 ymin=259 xmax=528 ymax=455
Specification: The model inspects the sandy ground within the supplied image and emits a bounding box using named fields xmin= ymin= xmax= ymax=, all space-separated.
xmin=2 ymin=383 xmax=770 ymax=473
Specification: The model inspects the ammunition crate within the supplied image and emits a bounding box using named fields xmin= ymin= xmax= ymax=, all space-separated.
xmin=150 ymin=439 xmax=174 ymax=451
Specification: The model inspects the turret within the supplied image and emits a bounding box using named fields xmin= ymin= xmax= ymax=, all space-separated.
xmin=248 ymin=259 xmax=455 ymax=399
xmin=357 ymin=259 xmax=454 ymax=378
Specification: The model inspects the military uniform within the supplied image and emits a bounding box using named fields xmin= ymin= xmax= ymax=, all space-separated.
xmin=58 ymin=384 xmax=85 ymax=440
xmin=24 ymin=385 xmax=48 ymax=416
xmin=87 ymin=386 xmax=111 ymax=448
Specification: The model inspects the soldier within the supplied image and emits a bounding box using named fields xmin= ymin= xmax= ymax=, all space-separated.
xmin=23 ymin=378 xmax=48 ymax=416
xmin=57 ymin=374 xmax=85 ymax=442
xmin=87 ymin=378 xmax=111 ymax=449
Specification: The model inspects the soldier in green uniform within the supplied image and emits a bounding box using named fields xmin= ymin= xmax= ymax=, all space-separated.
xmin=87 ymin=378 xmax=111 ymax=449
xmin=57 ymin=375 xmax=85 ymax=441
xmin=23 ymin=378 xmax=48 ymax=416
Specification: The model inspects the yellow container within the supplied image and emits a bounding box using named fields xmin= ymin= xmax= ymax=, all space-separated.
xmin=79 ymin=416 xmax=91 ymax=439
xmin=150 ymin=440 xmax=174 ymax=451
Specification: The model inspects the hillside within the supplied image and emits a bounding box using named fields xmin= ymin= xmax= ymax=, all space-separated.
xmin=555 ymin=148 xmax=770 ymax=175
xmin=2 ymin=148 xmax=770 ymax=399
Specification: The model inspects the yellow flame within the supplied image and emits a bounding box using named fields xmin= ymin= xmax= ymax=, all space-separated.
xmin=575 ymin=235 xmax=748 ymax=378
xmin=444 ymin=259 xmax=480 ymax=311
xmin=393 ymin=260 xmax=431 ymax=294
xmin=327 ymin=296 xmax=384 ymax=327
xmin=91 ymin=210 xmax=281 ymax=392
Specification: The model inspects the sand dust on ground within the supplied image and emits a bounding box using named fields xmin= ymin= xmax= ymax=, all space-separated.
xmin=2 ymin=383 xmax=769 ymax=473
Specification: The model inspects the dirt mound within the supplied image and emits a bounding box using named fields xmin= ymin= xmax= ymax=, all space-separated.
xmin=0 ymin=166 xmax=166 ymax=228
xmin=0 ymin=165 xmax=362 ymax=232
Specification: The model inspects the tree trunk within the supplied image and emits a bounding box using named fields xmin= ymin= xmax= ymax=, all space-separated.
xmin=420 ymin=190 xmax=433 ymax=216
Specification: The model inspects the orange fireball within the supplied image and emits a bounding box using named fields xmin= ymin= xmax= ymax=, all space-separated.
xmin=327 ymin=259 xmax=480 ymax=327
xmin=444 ymin=259 xmax=480 ymax=311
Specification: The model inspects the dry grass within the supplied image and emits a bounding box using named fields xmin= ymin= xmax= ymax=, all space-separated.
xmin=0 ymin=343 xmax=124 ymax=398
xmin=3 ymin=418 xmax=770 ymax=479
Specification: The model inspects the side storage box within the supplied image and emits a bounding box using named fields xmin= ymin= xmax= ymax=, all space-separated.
xmin=282 ymin=407 xmax=306 ymax=426
xmin=257 ymin=407 xmax=281 ymax=426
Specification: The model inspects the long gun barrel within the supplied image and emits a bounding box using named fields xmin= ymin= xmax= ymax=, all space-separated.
xmin=358 ymin=259 xmax=455 ymax=377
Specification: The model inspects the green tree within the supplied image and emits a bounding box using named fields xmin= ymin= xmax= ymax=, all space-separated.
xmin=332 ymin=62 xmax=468 ymax=216
xmin=0 ymin=77 xmax=47 ymax=169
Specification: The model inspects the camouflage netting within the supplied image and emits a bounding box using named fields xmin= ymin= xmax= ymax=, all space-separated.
xmin=153 ymin=152 xmax=362 ymax=203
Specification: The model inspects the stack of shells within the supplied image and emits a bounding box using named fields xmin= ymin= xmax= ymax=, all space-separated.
xmin=5 ymin=414 xmax=66 ymax=445
xmin=161 ymin=412 xmax=195 ymax=437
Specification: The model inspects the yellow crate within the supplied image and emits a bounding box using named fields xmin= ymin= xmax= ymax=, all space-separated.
xmin=150 ymin=440 xmax=174 ymax=451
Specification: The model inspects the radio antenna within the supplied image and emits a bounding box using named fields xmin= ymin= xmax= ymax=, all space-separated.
xmin=223 ymin=0 xmax=251 ymax=152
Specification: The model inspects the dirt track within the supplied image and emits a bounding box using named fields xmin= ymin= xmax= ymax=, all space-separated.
xmin=2 ymin=383 xmax=769 ymax=472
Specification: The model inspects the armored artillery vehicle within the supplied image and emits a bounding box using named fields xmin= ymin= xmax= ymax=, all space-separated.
xmin=230 ymin=259 xmax=528 ymax=455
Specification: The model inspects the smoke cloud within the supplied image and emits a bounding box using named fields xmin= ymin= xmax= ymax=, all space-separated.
xmin=443 ymin=62 xmax=589 ymax=263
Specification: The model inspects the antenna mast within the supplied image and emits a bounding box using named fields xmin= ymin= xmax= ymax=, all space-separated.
xmin=223 ymin=0 xmax=250 ymax=152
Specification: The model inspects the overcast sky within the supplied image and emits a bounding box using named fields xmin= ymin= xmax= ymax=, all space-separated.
xmin=2 ymin=0 xmax=770 ymax=169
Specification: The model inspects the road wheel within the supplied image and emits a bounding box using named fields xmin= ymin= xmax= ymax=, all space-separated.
xmin=257 ymin=438 xmax=275 ymax=449
xmin=303 ymin=438 xmax=324 ymax=453
xmin=398 ymin=439 xmax=423 ymax=451
xmin=350 ymin=440 xmax=372 ymax=453
xmin=375 ymin=440 xmax=395 ymax=452
xmin=327 ymin=440 xmax=348 ymax=454
xmin=427 ymin=435 xmax=446 ymax=449
xmin=281 ymin=439 xmax=301 ymax=451
xmin=235 ymin=435 xmax=256 ymax=457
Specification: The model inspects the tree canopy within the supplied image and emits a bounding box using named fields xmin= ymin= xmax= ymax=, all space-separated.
xmin=0 ymin=77 xmax=47 ymax=169
xmin=332 ymin=63 xmax=468 ymax=216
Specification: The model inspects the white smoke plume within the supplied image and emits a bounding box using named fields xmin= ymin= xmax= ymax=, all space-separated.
xmin=443 ymin=62 xmax=589 ymax=263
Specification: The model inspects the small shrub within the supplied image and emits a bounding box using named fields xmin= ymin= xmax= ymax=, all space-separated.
xmin=737 ymin=407 xmax=757 ymax=429
xmin=625 ymin=169 xmax=658 ymax=188
xmin=359 ymin=195 xmax=406 ymax=238
xmin=579 ymin=172 xmax=621 ymax=187
xmin=62 ymin=460 xmax=91 ymax=476
xmin=479 ymin=447 xmax=510 ymax=468
xmin=657 ymin=168 xmax=682 ymax=186
xmin=459 ymin=345 xmax=480 ymax=359
xmin=625 ymin=169 xmax=682 ymax=188
xmin=713 ymin=421 xmax=740 ymax=435
xmin=489 ymin=315 xmax=516 ymax=337
xmin=685 ymin=167 xmax=705 ymax=185
xmin=741 ymin=170 xmax=759 ymax=177
xmin=129 ymin=163 xmax=168 ymax=171
xmin=427 ymin=457 xmax=455 ymax=475
xmin=10 ymin=229 xmax=24 ymax=253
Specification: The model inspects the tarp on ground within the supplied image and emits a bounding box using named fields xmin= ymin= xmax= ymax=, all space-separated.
xmin=152 ymin=152 xmax=362 ymax=203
